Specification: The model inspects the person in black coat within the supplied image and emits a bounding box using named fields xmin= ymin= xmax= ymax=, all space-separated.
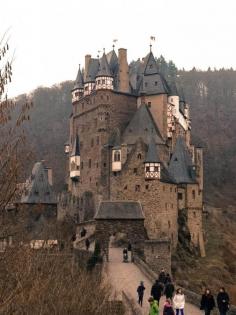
xmin=151 ymin=280 xmax=163 ymax=305
xmin=164 ymin=281 xmax=175 ymax=300
xmin=200 ymin=289 xmax=216 ymax=315
xmin=217 ymin=287 xmax=230 ymax=315
xmin=137 ymin=281 xmax=145 ymax=306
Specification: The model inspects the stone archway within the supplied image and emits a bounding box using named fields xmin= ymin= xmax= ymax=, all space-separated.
xmin=94 ymin=201 xmax=147 ymax=261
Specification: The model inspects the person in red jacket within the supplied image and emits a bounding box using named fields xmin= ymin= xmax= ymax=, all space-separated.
xmin=163 ymin=299 xmax=175 ymax=315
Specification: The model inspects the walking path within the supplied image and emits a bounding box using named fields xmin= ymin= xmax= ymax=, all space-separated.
xmin=107 ymin=247 xmax=202 ymax=315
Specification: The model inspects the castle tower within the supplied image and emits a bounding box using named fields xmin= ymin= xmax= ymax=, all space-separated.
xmin=144 ymin=137 xmax=161 ymax=179
xmin=72 ymin=65 xmax=84 ymax=103
xmin=96 ymin=52 xmax=114 ymax=90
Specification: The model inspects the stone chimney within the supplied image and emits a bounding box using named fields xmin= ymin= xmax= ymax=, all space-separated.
xmin=118 ymin=48 xmax=129 ymax=93
xmin=84 ymin=54 xmax=91 ymax=81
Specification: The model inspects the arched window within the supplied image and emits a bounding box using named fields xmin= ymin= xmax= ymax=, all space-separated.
xmin=137 ymin=153 xmax=142 ymax=159
xmin=114 ymin=150 xmax=121 ymax=162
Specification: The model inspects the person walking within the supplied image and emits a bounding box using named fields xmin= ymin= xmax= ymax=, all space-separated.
xmin=200 ymin=289 xmax=215 ymax=315
xmin=148 ymin=296 xmax=159 ymax=315
xmin=159 ymin=268 xmax=166 ymax=285
xmin=217 ymin=287 xmax=230 ymax=315
xmin=151 ymin=280 xmax=163 ymax=305
xmin=137 ymin=281 xmax=145 ymax=307
xmin=164 ymin=280 xmax=175 ymax=300
xmin=173 ymin=288 xmax=185 ymax=315
xmin=163 ymin=298 xmax=175 ymax=315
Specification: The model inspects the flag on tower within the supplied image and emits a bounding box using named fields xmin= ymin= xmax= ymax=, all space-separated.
xmin=150 ymin=36 xmax=156 ymax=41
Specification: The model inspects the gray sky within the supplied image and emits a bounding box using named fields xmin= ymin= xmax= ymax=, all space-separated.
xmin=1 ymin=0 xmax=236 ymax=97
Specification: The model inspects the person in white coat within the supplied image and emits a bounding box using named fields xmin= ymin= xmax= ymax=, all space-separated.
xmin=173 ymin=288 xmax=185 ymax=315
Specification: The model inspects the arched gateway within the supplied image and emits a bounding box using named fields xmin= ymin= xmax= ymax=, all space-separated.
xmin=94 ymin=201 xmax=147 ymax=261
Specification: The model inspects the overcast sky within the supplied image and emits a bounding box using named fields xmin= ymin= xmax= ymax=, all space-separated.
xmin=1 ymin=0 xmax=236 ymax=97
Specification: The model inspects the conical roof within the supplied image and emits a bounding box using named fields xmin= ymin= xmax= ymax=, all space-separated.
xmin=143 ymin=51 xmax=159 ymax=75
xmin=74 ymin=65 xmax=83 ymax=90
xmin=96 ymin=53 xmax=112 ymax=77
xmin=21 ymin=162 xmax=56 ymax=204
xmin=122 ymin=104 xmax=164 ymax=145
xmin=71 ymin=135 xmax=80 ymax=156
xmin=168 ymin=136 xmax=196 ymax=184
xmin=145 ymin=137 xmax=161 ymax=162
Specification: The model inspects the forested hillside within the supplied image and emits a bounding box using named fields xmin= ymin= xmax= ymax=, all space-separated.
xmin=16 ymin=67 xmax=236 ymax=206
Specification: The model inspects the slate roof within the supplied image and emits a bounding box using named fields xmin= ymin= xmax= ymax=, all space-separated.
xmin=73 ymin=65 xmax=83 ymax=90
xmin=108 ymin=128 xmax=121 ymax=148
xmin=168 ymin=137 xmax=196 ymax=184
xmin=97 ymin=53 xmax=112 ymax=77
xmin=143 ymin=52 xmax=159 ymax=75
xmin=122 ymin=104 xmax=164 ymax=145
xmin=85 ymin=58 xmax=99 ymax=82
xmin=106 ymin=50 xmax=118 ymax=75
xmin=145 ymin=137 xmax=161 ymax=163
xmin=168 ymin=80 xmax=179 ymax=96
xmin=95 ymin=201 xmax=144 ymax=220
xmin=160 ymin=164 xmax=176 ymax=184
xmin=71 ymin=135 xmax=80 ymax=156
xmin=21 ymin=162 xmax=56 ymax=204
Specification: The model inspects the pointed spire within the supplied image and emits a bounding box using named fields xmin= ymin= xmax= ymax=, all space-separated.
xmin=74 ymin=65 xmax=83 ymax=89
xmin=96 ymin=53 xmax=112 ymax=77
xmin=143 ymin=51 xmax=158 ymax=75
xmin=145 ymin=137 xmax=161 ymax=163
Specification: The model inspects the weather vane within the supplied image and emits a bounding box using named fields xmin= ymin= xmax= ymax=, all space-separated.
xmin=150 ymin=36 xmax=156 ymax=51
xmin=97 ymin=50 xmax=101 ymax=58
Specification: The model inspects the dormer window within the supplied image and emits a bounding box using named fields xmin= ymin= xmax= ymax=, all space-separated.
xmin=149 ymin=64 xmax=153 ymax=69
xmin=102 ymin=79 xmax=105 ymax=84
xmin=155 ymin=81 xmax=158 ymax=86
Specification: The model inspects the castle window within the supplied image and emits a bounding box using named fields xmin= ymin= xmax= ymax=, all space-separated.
xmin=124 ymin=185 xmax=127 ymax=190
xmin=154 ymin=166 xmax=159 ymax=172
xmin=146 ymin=166 xmax=150 ymax=172
xmin=192 ymin=190 xmax=196 ymax=199
xmin=103 ymin=162 xmax=106 ymax=167
xmin=148 ymin=102 xmax=151 ymax=108
xmin=134 ymin=168 xmax=137 ymax=174
xmin=168 ymin=221 xmax=171 ymax=228
xmin=171 ymin=204 xmax=173 ymax=209
xmin=114 ymin=150 xmax=121 ymax=162
xmin=145 ymin=184 xmax=149 ymax=190
xmin=97 ymin=80 xmax=101 ymax=84
xmin=193 ymin=211 xmax=196 ymax=218
xmin=82 ymin=103 xmax=84 ymax=110
xmin=163 ymin=186 xmax=165 ymax=191
xmin=91 ymin=138 xmax=94 ymax=147
xmin=81 ymin=161 xmax=83 ymax=170
xmin=85 ymin=87 xmax=88 ymax=91
xmin=89 ymin=159 xmax=91 ymax=168
xmin=101 ymin=95 xmax=103 ymax=100
xmin=96 ymin=136 xmax=99 ymax=145
xmin=178 ymin=193 xmax=183 ymax=200
xmin=135 ymin=185 xmax=140 ymax=192
xmin=145 ymin=82 xmax=148 ymax=87
xmin=90 ymin=177 xmax=91 ymax=182
xmin=96 ymin=162 xmax=99 ymax=168
xmin=102 ymin=79 xmax=105 ymax=84
xmin=170 ymin=187 xmax=172 ymax=192
xmin=137 ymin=153 xmax=142 ymax=159
xmin=174 ymin=158 xmax=178 ymax=162
xmin=107 ymin=95 xmax=109 ymax=101
xmin=155 ymin=81 xmax=158 ymax=86
xmin=113 ymin=172 xmax=117 ymax=176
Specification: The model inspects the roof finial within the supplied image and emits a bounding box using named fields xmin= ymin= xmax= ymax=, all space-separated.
xmin=103 ymin=48 xmax=105 ymax=54
xmin=79 ymin=64 xmax=81 ymax=70
xmin=150 ymin=44 xmax=152 ymax=52
xmin=113 ymin=39 xmax=118 ymax=50
xmin=97 ymin=50 xmax=101 ymax=58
